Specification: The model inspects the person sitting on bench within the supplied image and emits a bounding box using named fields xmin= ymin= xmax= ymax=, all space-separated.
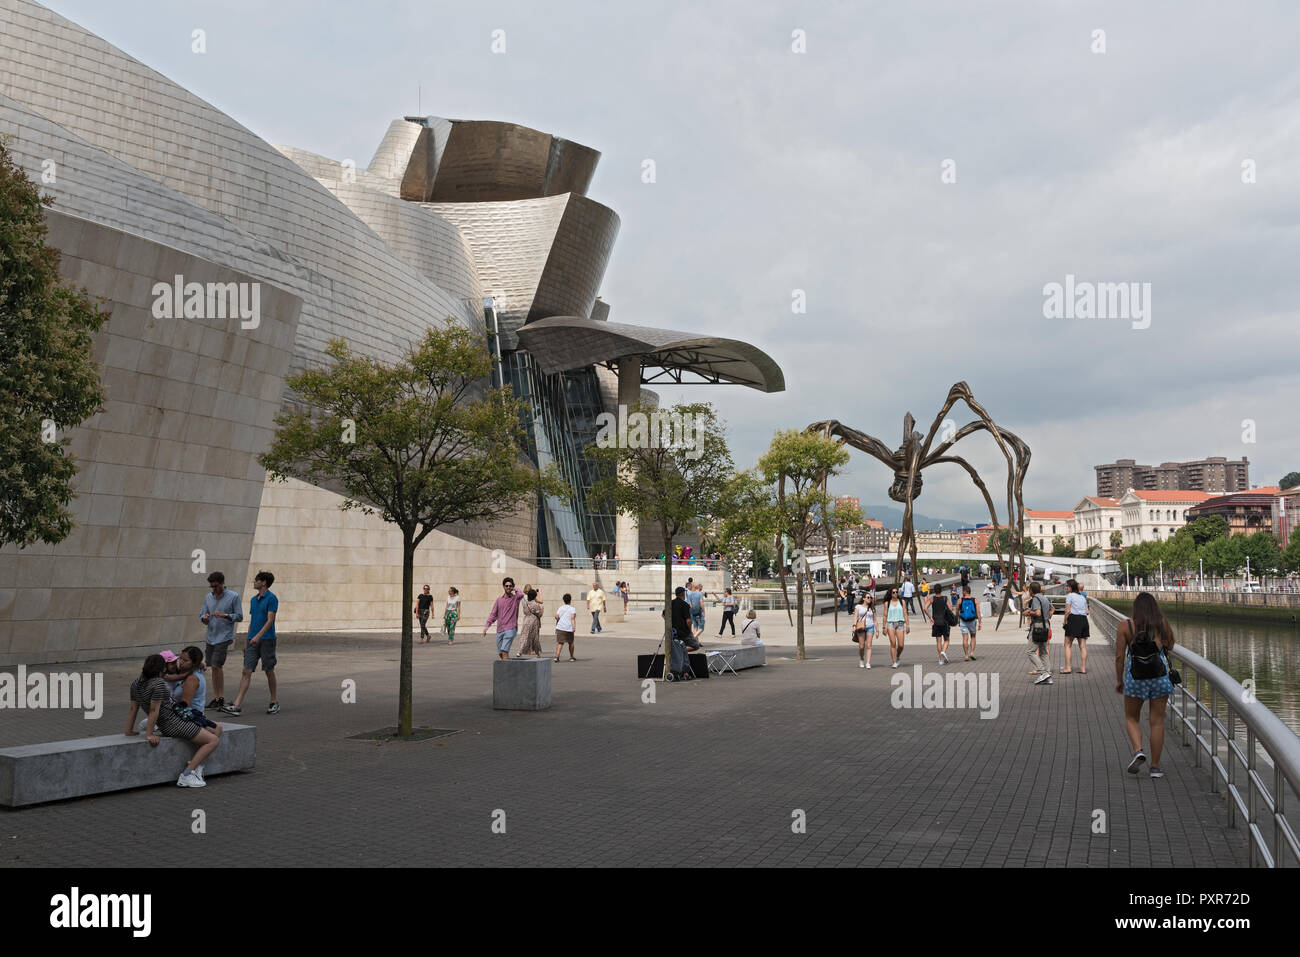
xmin=671 ymin=586 xmax=701 ymax=654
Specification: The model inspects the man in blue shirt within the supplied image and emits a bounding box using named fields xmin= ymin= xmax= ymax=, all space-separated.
xmin=200 ymin=571 xmax=242 ymax=710
xmin=223 ymin=570 xmax=279 ymax=715
xmin=686 ymin=582 xmax=706 ymax=637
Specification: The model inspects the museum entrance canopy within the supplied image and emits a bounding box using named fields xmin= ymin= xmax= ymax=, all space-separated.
xmin=515 ymin=316 xmax=785 ymax=393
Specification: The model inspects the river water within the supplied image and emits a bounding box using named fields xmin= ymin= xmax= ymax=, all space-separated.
xmin=1166 ymin=613 xmax=1300 ymax=737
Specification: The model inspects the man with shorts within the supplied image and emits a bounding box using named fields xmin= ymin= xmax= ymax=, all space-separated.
xmin=957 ymin=583 xmax=981 ymax=662
xmin=223 ymin=570 xmax=279 ymax=715
xmin=484 ymin=577 xmax=525 ymax=659
xmin=925 ymin=586 xmax=952 ymax=665
xmin=554 ymin=593 xmax=577 ymax=661
xmin=686 ymin=582 xmax=706 ymax=637
xmin=199 ymin=571 xmax=242 ymax=711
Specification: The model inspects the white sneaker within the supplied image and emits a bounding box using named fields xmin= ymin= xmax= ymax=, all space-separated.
xmin=177 ymin=770 xmax=206 ymax=788
xmin=195 ymin=764 xmax=206 ymax=784
xmin=865 ymin=663 xmax=872 ymax=669
xmin=859 ymin=661 xmax=865 ymax=668
xmin=940 ymin=652 xmax=948 ymax=664
xmin=892 ymin=661 xmax=899 ymax=669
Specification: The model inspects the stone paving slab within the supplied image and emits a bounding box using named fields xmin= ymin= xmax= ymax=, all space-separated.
xmin=0 ymin=608 xmax=1247 ymax=867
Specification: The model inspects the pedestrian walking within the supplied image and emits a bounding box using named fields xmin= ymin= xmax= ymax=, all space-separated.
xmin=883 ymin=587 xmax=909 ymax=668
xmin=620 ymin=581 xmax=629 ymax=615
xmin=717 ymin=588 xmax=737 ymax=635
xmin=198 ymin=571 xmax=242 ymax=712
xmin=957 ymin=584 xmax=981 ymax=662
xmin=1061 ymin=578 xmax=1090 ymax=674
xmin=483 ymin=577 xmax=525 ymax=659
xmin=554 ymin=593 xmax=577 ymax=661
xmin=517 ymin=588 xmax=544 ymax=657
xmin=222 ymin=570 xmax=280 ymax=716
xmin=587 ymin=582 xmax=606 ymax=633
xmin=901 ymin=578 xmax=916 ymax=613
xmin=926 ymin=585 xmax=953 ymax=665
xmin=686 ymin=582 xmax=706 ymax=637
xmin=853 ymin=594 xmax=877 ymax=668
xmin=443 ymin=587 xmax=461 ymax=642
xmin=1025 ymin=581 xmax=1053 ymax=685
xmin=1116 ymin=592 xmax=1176 ymax=777
xmin=415 ymin=584 xmax=434 ymax=643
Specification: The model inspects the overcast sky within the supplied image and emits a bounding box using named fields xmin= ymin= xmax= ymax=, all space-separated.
xmin=46 ymin=0 xmax=1300 ymax=524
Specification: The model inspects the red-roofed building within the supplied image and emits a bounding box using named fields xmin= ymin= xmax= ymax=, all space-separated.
xmin=1073 ymin=496 xmax=1122 ymax=555
xmin=1187 ymin=487 xmax=1282 ymax=537
xmin=1119 ymin=489 xmax=1212 ymax=545
xmin=1023 ymin=509 xmax=1076 ymax=552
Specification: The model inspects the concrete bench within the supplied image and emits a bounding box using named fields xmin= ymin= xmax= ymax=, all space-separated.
xmin=0 ymin=723 xmax=256 ymax=807
xmin=493 ymin=657 xmax=551 ymax=710
xmin=706 ymin=644 xmax=766 ymax=674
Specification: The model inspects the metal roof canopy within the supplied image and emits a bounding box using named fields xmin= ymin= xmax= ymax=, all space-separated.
xmin=515 ymin=315 xmax=785 ymax=393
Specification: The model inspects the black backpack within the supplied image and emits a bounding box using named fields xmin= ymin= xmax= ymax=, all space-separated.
xmin=1129 ymin=624 xmax=1167 ymax=680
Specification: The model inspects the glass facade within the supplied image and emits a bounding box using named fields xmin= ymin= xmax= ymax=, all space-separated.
xmin=499 ymin=349 xmax=616 ymax=565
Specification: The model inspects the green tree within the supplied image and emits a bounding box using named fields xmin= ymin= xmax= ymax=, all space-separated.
xmin=0 ymin=140 xmax=108 ymax=548
xmin=1051 ymin=535 xmax=1076 ymax=557
xmin=988 ymin=525 xmax=1042 ymax=557
xmin=260 ymin=328 xmax=564 ymax=736
xmin=587 ymin=401 xmax=734 ymax=667
xmin=1199 ymin=534 xmax=1245 ymax=575
xmin=1282 ymin=536 xmax=1300 ymax=573
xmin=755 ymin=429 xmax=851 ymax=659
xmin=1179 ymin=514 xmax=1228 ymax=548
xmin=1109 ymin=530 xmax=1123 ymax=550
xmin=1279 ymin=471 xmax=1300 ymax=492
xmin=1239 ymin=531 xmax=1282 ymax=576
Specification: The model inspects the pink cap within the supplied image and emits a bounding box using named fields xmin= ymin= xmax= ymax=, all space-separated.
xmin=160 ymin=650 xmax=178 ymax=663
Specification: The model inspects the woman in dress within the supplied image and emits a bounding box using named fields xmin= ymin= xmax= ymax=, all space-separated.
xmin=620 ymin=581 xmax=630 ymax=615
xmin=883 ymin=586 xmax=909 ymax=668
xmin=125 ymin=653 xmax=222 ymax=788
xmin=444 ymin=587 xmax=460 ymax=643
xmin=516 ymin=588 xmax=545 ymax=657
xmin=1115 ymin=592 xmax=1177 ymax=777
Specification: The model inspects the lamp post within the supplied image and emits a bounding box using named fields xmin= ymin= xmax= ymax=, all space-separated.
xmin=1159 ymin=559 xmax=1164 ymax=590
xmin=1199 ymin=557 xmax=1204 ymax=592
xmin=1126 ymin=562 xmax=1130 ymax=589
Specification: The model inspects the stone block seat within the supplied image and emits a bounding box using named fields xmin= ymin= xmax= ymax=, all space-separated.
xmin=493 ymin=658 xmax=551 ymax=710
xmin=0 ymin=724 xmax=256 ymax=807
xmin=706 ymin=644 xmax=767 ymax=675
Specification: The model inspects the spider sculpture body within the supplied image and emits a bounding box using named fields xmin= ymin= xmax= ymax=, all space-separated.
xmin=806 ymin=382 xmax=1031 ymax=627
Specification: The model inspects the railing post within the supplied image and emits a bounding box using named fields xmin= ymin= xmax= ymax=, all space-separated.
xmin=1194 ymin=670 xmax=1202 ymax=766
xmin=1247 ymin=728 xmax=1258 ymax=868
xmin=1210 ymin=687 xmax=1219 ymax=794
xmin=1226 ymin=708 xmax=1237 ymax=828
xmin=1275 ymin=761 xmax=1285 ymax=867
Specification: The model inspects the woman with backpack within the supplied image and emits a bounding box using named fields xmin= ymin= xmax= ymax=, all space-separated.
xmin=1025 ymin=581 xmax=1053 ymax=685
xmin=925 ymin=585 xmax=953 ymax=665
xmin=883 ymin=586 xmax=909 ymax=668
xmin=957 ymin=584 xmax=981 ymax=662
xmin=1061 ymin=578 xmax=1090 ymax=674
xmin=1115 ymin=592 xmax=1177 ymax=777
xmin=853 ymin=594 xmax=877 ymax=668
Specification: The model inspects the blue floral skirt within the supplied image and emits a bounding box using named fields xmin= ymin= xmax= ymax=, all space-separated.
xmin=1123 ymin=653 xmax=1174 ymax=700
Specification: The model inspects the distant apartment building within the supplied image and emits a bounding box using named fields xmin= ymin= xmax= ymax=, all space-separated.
xmin=834 ymin=496 xmax=862 ymax=522
xmin=1023 ymin=510 xmax=1076 ymax=552
xmin=1118 ymin=490 xmax=1212 ymax=545
xmin=1072 ymin=496 xmax=1122 ymax=554
xmin=890 ymin=530 xmax=965 ymax=554
xmin=957 ymin=525 xmax=995 ymax=553
xmin=1186 ymin=487 xmax=1281 ymax=537
xmin=1095 ymin=457 xmax=1250 ymax=497
xmin=835 ymin=525 xmax=890 ymax=552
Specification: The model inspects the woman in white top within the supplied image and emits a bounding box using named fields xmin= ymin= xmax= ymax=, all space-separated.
xmin=1061 ymin=578 xmax=1090 ymax=673
xmin=717 ymin=588 xmax=738 ymax=636
xmin=444 ymin=587 xmax=461 ymax=643
xmin=853 ymin=594 xmax=877 ymax=668
xmin=740 ymin=609 xmax=763 ymax=645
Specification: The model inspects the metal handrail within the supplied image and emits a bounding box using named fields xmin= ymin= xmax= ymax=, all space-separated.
xmin=1089 ymin=597 xmax=1300 ymax=867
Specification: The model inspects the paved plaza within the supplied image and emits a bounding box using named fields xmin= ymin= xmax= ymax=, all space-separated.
xmin=0 ymin=603 xmax=1245 ymax=867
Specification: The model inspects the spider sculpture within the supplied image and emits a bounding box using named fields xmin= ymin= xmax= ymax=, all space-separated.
xmin=806 ymin=382 xmax=1031 ymax=627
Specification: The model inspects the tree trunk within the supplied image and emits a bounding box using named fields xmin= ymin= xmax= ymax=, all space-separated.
xmin=399 ymin=533 xmax=415 ymax=737
xmin=662 ymin=524 xmax=673 ymax=681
